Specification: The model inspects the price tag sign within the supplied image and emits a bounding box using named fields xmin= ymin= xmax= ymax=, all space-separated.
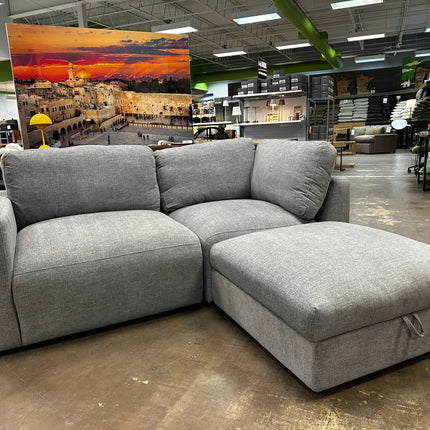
xmin=258 ymin=58 xmax=267 ymax=79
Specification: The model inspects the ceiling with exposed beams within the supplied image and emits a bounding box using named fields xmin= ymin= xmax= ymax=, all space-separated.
xmin=3 ymin=0 xmax=430 ymax=79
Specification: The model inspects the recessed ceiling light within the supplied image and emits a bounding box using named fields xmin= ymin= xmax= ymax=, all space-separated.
xmin=347 ymin=33 xmax=385 ymax=42
xmin=232 ymin=9 xmax=281 ymax=25
xmin=331 ymin=0 xmax=383 ymax=10
xmin=151 ymin=21 xmax=198 ymax=34
xmin=415 ymin=50 xmax=430 ymax=57
xmin=355 ymin=54 xmax=385 ymax=63
xmin=213 ymin=48 xmax=247 ymax=57
xmin=275 ymin=42 xmax=311 ymax=50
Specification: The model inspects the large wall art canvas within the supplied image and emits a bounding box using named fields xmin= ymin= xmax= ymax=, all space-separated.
xmin=7 ymin=23 xmax=192 ymax=149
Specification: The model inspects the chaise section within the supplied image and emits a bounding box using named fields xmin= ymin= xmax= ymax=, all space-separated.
xmin=12 ymin=210 xmax=203 ymax=345
xmin=211 ymin=222 xmax=430 ymax=391
xmin=169 ymin=199 xmax=306 ymax=301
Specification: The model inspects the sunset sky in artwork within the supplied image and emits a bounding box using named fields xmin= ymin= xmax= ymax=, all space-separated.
xmin=7 ymin=23 xmax=191 ymax=82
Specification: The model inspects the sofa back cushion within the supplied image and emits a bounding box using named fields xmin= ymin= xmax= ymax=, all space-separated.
xmin=250 ymin=140 xmax=336 ymax=220
xmin=1 ymin=145 xmax=160 ymax=229
xmin=155 ymin=138 xmax=255 ymax=213
xmin=353 ymin=126 xmax=367 ymax=137
xmin=365 ymin=125 xmax=385 ymax=135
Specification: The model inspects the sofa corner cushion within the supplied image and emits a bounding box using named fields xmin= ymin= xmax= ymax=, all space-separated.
xmin=169 ymin=199 xmax=306 ymax=302
xmin=155 ymin=138 xmax=255 ymax=213
xmin=1 ymin=145 xmax=160 ymax=229
xmin=250 ymin=140 xmax=336 ymax=220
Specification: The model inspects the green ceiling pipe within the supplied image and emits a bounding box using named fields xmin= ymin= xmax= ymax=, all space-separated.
xmin=269 ymin=0 xmax=343 ymax=69
xmin=191 ymin=60 xmax=334 ymax=86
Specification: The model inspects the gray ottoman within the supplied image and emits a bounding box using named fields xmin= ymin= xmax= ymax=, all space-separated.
xmin=210 ymin=222 xmax=430 ymax=392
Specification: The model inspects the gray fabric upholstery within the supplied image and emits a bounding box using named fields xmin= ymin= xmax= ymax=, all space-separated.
xmin=13 ymin=210 xmax=202 ymax=345
xmin=315 ymin=177 xmax=350 ymax=222
xmin=250 ymin=140 xmax=336 ymax=220
xmin=212 ymin=271 xmax=430 ymax=392
xmin=155 ymin=139 xmax=255 ymax=213
xmin=354 ymin=135 xmax=375 ymax=143
xmin=210 ymin=222 xmax=430 ymax=342
xmin=169 ymin=199 xmax=306 ymax=301
xmin=1 ymin=145 xmax=160 ymax=230
xmin=366 ymin=125 xmax=385 ymax=135
xmin=353 ymin=126 xmax=367 ymax=137
xmin=0 ymin=196 xmax=21 ymax=350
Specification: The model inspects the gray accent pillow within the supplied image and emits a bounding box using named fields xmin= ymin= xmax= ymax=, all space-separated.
xmin=366 ymin=125 xmax=384 ymax=135
xmin=1 ymin=145 xmax=160 ymax=229
xmin=250 ymin=140 xmax=336 ymax=220
xmin=155 ymin=138 xmax=255 ymax=213
xmin=353 ymin=126 xmax=367 ymax=137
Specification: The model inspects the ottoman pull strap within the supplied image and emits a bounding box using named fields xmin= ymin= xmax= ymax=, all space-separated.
xmin=402 ymin=313 xmax=425 ymax=338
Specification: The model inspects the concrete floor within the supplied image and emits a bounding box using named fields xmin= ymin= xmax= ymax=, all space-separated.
xmin=1 ymin=150 xmax=430 ymax=429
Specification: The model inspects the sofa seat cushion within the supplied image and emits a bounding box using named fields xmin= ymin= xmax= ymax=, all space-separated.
xmin=155 ymin=139 xmax=255 ymax=213
xmin=354 ymin=135 xmax=375 ymax=143
xmin=250 ymin=140 xmax=336 ymax=221
xmin=169 ymin=199 xmax=306 ymax=301
xmin=210 ymin=222 xmax=430 ymax=343
xmin=13 ymin=210 xmax=203 ymax=345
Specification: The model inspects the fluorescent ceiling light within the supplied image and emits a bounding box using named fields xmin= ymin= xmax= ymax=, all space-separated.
xmin=355 ymin=54 xmax=385 ymax=63
xmin=347 ymin=33 xmax=385 ymax=41
xmin=331 ymin=0 xmax=383 ymax=10
xmin=213 ymin=48 xmax=247 ymax=57
xmin=276 ymin=42 xmax=311 ymax=50
xmin=415 ymin=50 xmax=430 ymax=57
xmin=151 ymin=21 xmax=197 ymax=34
xmin=425 ymin=28 xmax=430 ymax=33
xmin=232 ymin=9 xmax=281 ymax=25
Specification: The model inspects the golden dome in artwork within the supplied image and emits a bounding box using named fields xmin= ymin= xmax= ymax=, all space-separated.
xmin=76 ymin=68 xmax=91 ymax=79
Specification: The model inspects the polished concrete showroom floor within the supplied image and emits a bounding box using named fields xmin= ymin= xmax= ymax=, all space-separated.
xmin=0 ymin=149 xmax=429 ymax=429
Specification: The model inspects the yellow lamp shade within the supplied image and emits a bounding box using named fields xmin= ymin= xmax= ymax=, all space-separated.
xmin=30 ymin=113 xmax=52 ymax=129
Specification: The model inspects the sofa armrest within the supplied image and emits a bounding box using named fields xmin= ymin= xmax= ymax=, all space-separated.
xmin=0 ymin=196 xmax=21 ymax=350
xmin=314 ymin=177 xmax=350 ymax=223
xmin=373 ymin=134 xmax=398 ymax=152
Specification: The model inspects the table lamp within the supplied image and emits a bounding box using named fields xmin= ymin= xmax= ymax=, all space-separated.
xmin=278 ymin=99 xmax=285 ymax=121
xmin=222 ymin=99 xmax=229 ymax=121
xmin=232 ymin=105 xmax=242 ymax=123
xmin=30 ymin=113 xmax=52 ymax=149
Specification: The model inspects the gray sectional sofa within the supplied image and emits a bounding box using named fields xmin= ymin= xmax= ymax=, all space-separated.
xmin=0 ymin=139 xmax=345 ymax=350
xmin=4 ymin=138 xmax=428 ymax=392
